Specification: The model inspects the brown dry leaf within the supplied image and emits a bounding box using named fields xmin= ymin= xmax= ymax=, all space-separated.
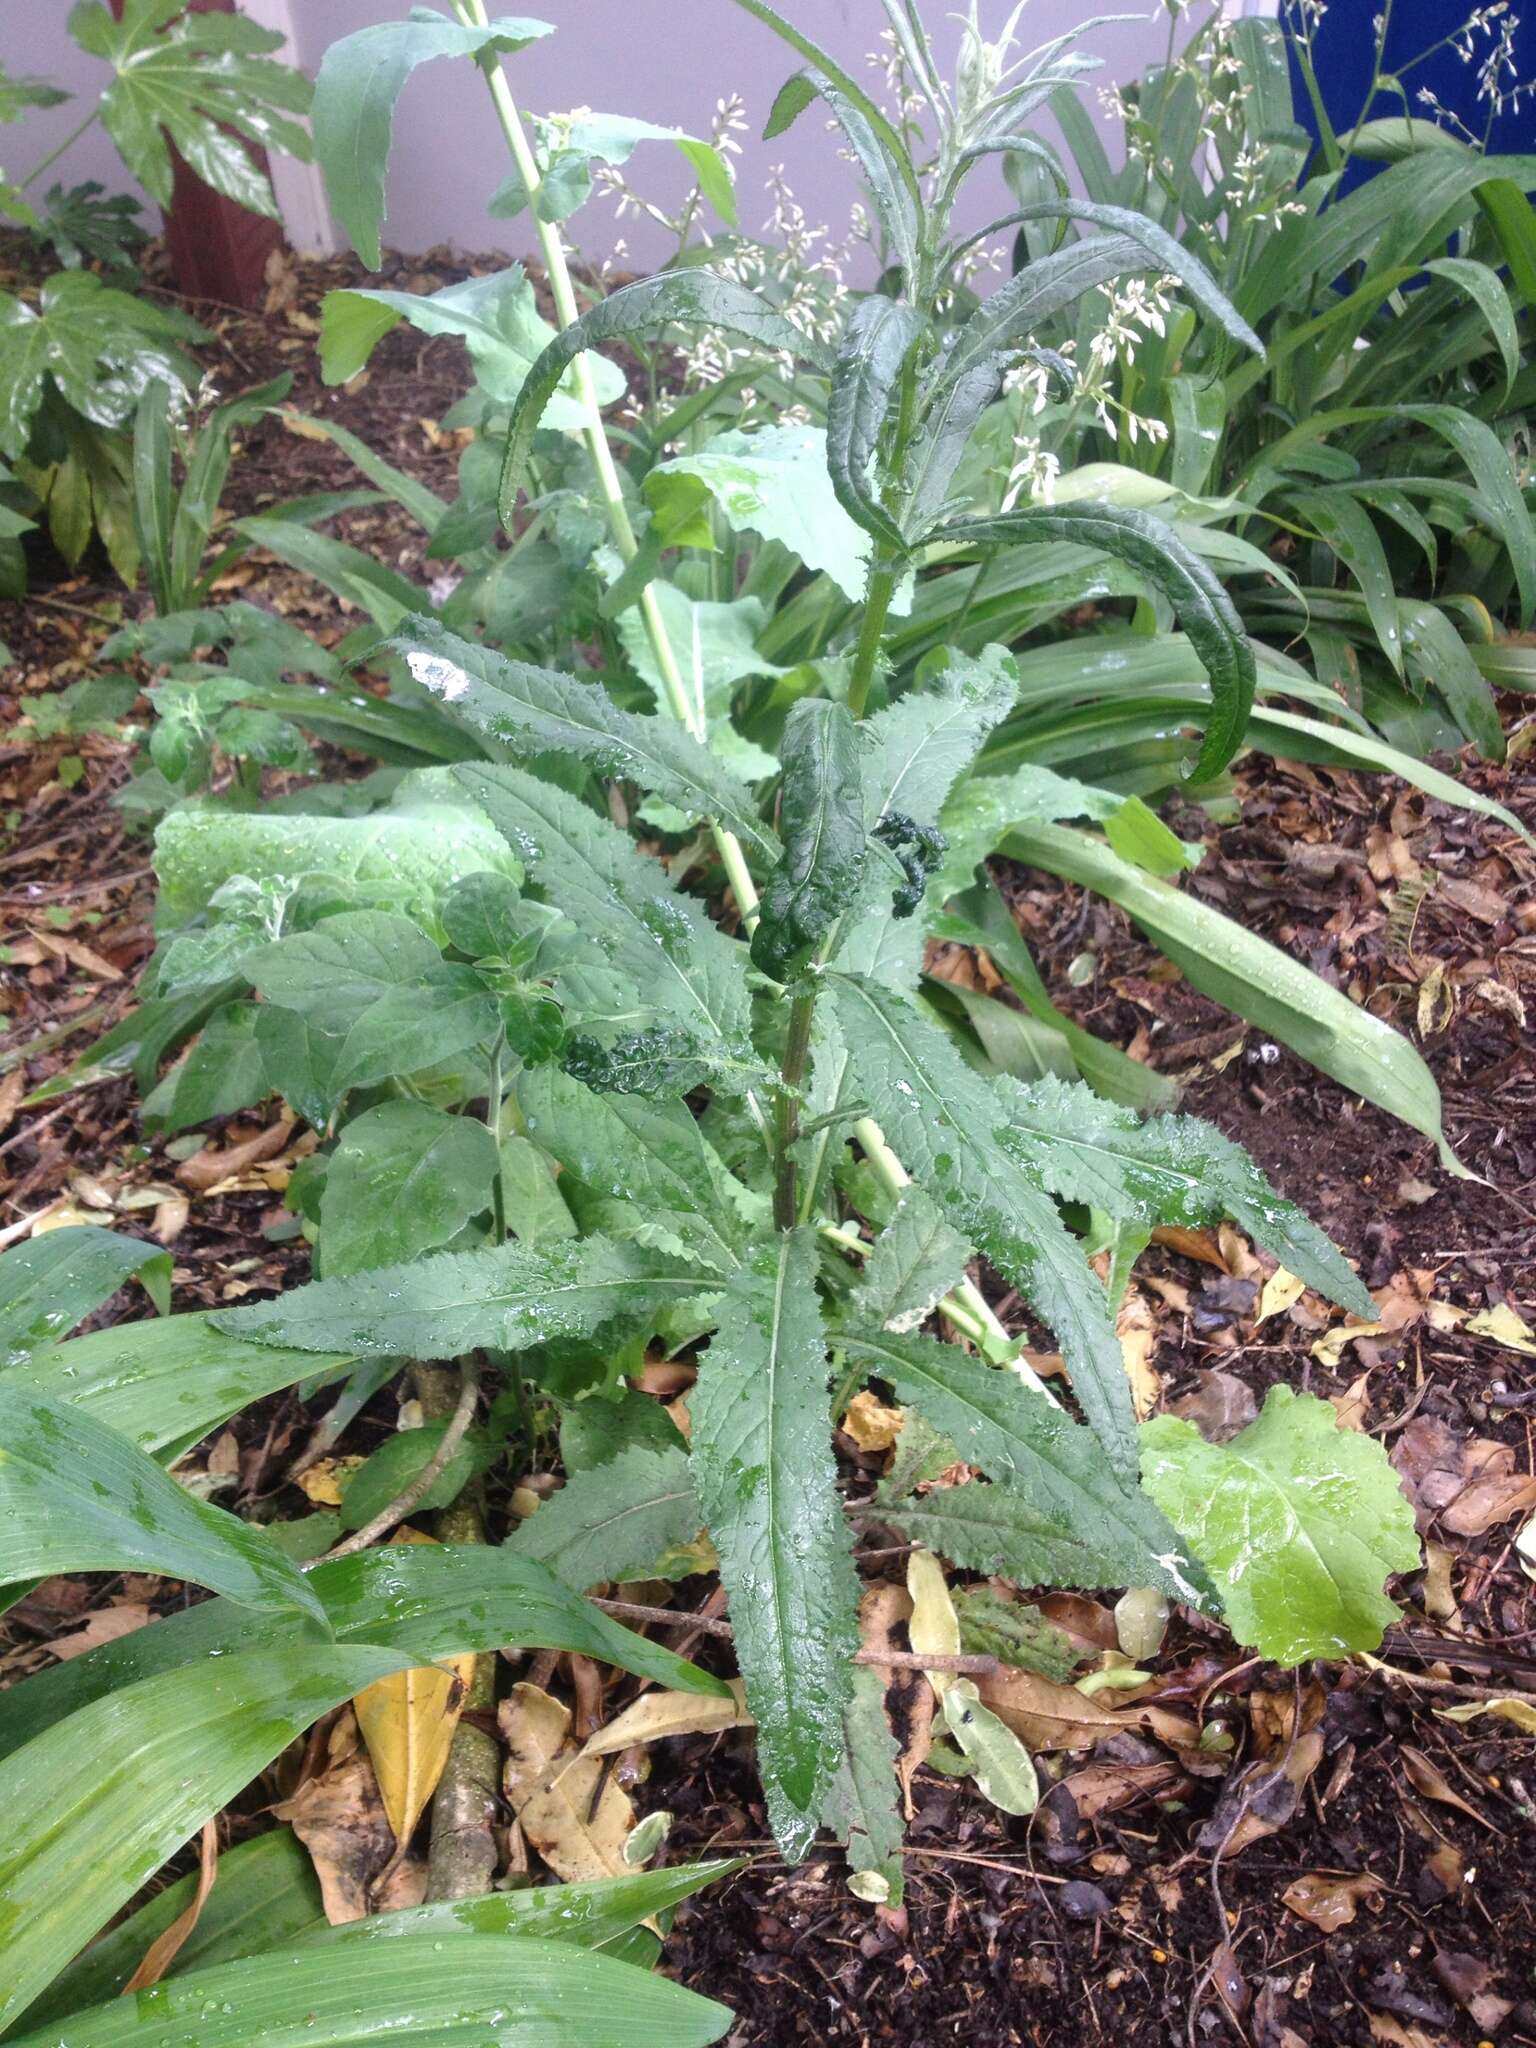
xmin=1436 ymin=1696 xmax=1536 ymax=1735
xmin=861 ymin=1582 xmax=930 ymax=1815
xmin=500 ymin=1682 xmax=634 ymax=1884
xmin=1400 ymin=1746 xmax=1496 ymax=1827
xmin=1391 ymin=1417 xmax=1466 ymax=1525
xmin=178 ymin=1118 xmax=295 ymax=1195
xmin=0 ymin=1067 xmax=25 ymax=1142
xmin=1442 ymin=1468 xmax=1536 ymax=1538
xmin=299 ymin=1455 xmax=364 ymax=1507
xmin=1117 ymin=1287 xmax=1160 ymax=1422
xmin=1056 ymin=1759 xmax=1186 ymax=1821
xmin=353 ymin=1654 xmax=476 ymax=1844
xmin=1036 ymin=1593 xmax=1120 ymax=1653
xmin=33 ymin=930 xmax=122 ymax=980
xmin=975 ymin=1665 xmax=1197 ymax=1753
xmin=1312 ymin=1319 xmax=1389 ymax=1368
xmin=1217 ymin=1222 xmax=1261 ymax=1281
xmin=271 ymin=1712 xmax=426 ymax=1922
xmin=1466 ymin=1303 xmax=1536 ymax=1356
xmin=151 ymin=1192 xmax=190 ymax=1244
xmin=45 ymin=1600 xmax=153 ymax=1661
xmin=1330 ymin=1371 xmax=1372 ymax=1433
xmin=1367 ymin=2015 xmax=1439 ymax=2048
xmin=843 ymin=1389 xmax=905 ymax=1453
xmin=1422 ymin=1541 xmax=1459 ymax=1622
xmin=1256 ymin=1267 xmax=1307 ymax=1325
xmin=1151 ymin=1225 xmax=1230 ymax=1272
xmin=1281 ymin=1871 xmax=1382 ymax=1931
xmin=123 ymin=1820 xmax=218 ymax=1991
xmin=1167 ymin=1368 xmax=1256 ymax=1444
xmin=580 ymin=1679 xmax=751 ymax=1758
xmin=1214 ymin=1730 xmax=1326 ymax=1857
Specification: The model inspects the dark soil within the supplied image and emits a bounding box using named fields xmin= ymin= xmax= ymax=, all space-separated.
xmin=2 ymin=242 xmax=1534 ymax=2048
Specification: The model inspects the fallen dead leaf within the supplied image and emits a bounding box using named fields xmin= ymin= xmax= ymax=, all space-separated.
xmin=1117 ymin=1287 xmax=1160 ymax=1421
xmin=1400 ymin=1745 xmax=1496 ymax=1827
xmin=1436 ymin=1696 xmax=1536 ymax=1735
xmin=1442 ymin=1469 xmax=1536 ymax=1538
xmin=976 ymin=1665 xmax=1198 ymax=1753
xmin=45 ymin=1600 xmax=153 ymax=1660
xmin=1466 ymin=1303 xmax=1536 ymax=1356
xmin=123 ymin=1820 xmax=218 ymax=1991
xmin=1330 ymin=1370 xmax=1372 ymax=1433
xmin=177 ymin=1117 xmax=295 ymax=1195
xmin=1422 ymin=1540 xmax=1458 ymax=1622
xmin=299 ymin=1455 xmax=364 ymax=1508
xmin=843 ymin=1389 xmax=905 ymax=1453
xmin=272 ymin=1711 xmax=426 ymax=1922
xmin=1256 ymin=1267 xmax=1307 ymax=1325
xmin=500 ymin=1682 xmax=635 ymax=1884
xmin=1150 ymin=1225 xmax=1229 ymax=1272
xmin=353 ymin=1655 xmax=476 ymax=1844
xmin=580 ymin=1680 xmax=751 ymax=1758
xmin=1281 ymin=1870 xmax=1383 ymax=1931
xmin=1167 ymin=1367 xmax=1256 ymax=1444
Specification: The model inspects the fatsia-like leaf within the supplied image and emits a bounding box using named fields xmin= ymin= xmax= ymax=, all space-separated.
xmin=498 ymin=271 xmax=835 ymax=522
xmin=211 ymin=1236 xmax=709 ymax=1363
xmin=0 ymin=272 xmax=202 ymax=459
xmin=0 ymin=1223 xmax=169 ymax=1360
xmin=387 ymin=615 xmax=778 ymax=861
xmin=320 ymin=1101 xmax=498 ymax=1277
xmin=840 ymin=1327 xmax=1204 ymax=1604
xmin=0 ymin=1645 xmax=410 ymax=2033
xmin=0 ymin=1383 xmax=324 ymax=1621
xmin=988 ymin=1074 xmax=1376 ymax=1319
xmin=312 ymin=13 xmax=553 ymax=268
xmin=1140 ymin=1387 xmax=1421 ymax=1664
xmin=751 ymin=700 xmax=866 ymax=981
xmin=690 ymin=1228 xmax=861 ymax=1858
xmin=70 ymin=0 xmax=312 ymax=218
xmin=6 ymin=1933 xmax=730 ymax=2048
xmin=938 ymin=505 xmax=1255 ymax=783
xmin=831 ymin=973 xmax=1138 ymax=1475
xmin=825 ymin=298 xmax=926 ymax=549
xmin=512 ymin=1442 xmax=704 ymax=1589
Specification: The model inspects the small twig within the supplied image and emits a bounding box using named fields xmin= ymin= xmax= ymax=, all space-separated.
xmin=588 ymin=1596 xmax=997 ymax=1673
xmin=317 ymin=1357 xmax=481 ymax=1562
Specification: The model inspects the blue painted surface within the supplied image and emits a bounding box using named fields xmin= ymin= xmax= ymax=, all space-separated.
xmin=1288 ymin=0 xmax=1535 ymax=189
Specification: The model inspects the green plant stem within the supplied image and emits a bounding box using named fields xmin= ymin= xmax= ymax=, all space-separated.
xmin=845 ymin=561 xmax=900 ymax=721
xmin=772 ymin=983 xmax=818 ymax=1229
xmin=455 ymin=0 xmax=761 ymax=929
xmin=485 ymin=1031 xmax=507 ymax=1243
xmin=20 ymin=108 xmax=100 ymax=193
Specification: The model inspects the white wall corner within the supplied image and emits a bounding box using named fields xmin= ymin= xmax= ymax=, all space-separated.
xmin=241 ymin=0 xmax=339 ymax=256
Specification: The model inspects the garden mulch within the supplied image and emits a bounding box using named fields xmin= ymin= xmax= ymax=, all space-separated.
xmin=1 ymin=241 xmax=1534 ymax=2048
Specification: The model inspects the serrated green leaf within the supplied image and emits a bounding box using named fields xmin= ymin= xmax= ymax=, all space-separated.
xmin=211 ymin=1234 xmax=708 ymax=1363
xmin=1140 ymin=1386 xmax=1421 ymax=1664
xmin=830 ymin=973 xmax=1138 ymax=1476
xmin=388 ymin=615 xmax=777 ymax=860
xmin=841 ymin=1325 xmax=1202 ymax=1601
xmin=0 ymin=1383 xmax=324 ymax=1621
xmin=690 ymin=1228 xmax=860 ymax=1856
xmin=320 ymin=1100 xmax=497 ymax=1276
xmin=512 ymin=1441 xmax=703 ymax=1588
xmin=0 ymin=1224 xmax=169 ymax=1360
xmin=752 ymin=700 xmax=866 ymax=980
xmin=822 ymin=1660 xmax=905 ymax=1905
xmin=0 ymin=1543 xmax=725 ymax=1766
xmin=851 ymin=1185 xmax=970 ymax=1333
xmin=826 ymin=297 xmax=926 ymax=549
xmin=311 ymin=13 xmax=553 ymax=268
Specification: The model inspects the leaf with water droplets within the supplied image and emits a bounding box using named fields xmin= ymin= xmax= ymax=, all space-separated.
xmin=512 ymin=1443 xmax=704 ymax=1590
xmin=1140 ymin=1386 xmax=1421 ymax=1664
xmin=0 ymin=1224 xmax=170 ymax=1363
xmin=752 ymin=699 xmax=867 ymax=982
xmin=689 ymin=1228 xmax=861 ymax=1859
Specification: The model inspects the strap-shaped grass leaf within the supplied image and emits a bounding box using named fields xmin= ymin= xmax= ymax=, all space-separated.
xmin=512 ymin=1442 xmax=704 ymax=1589
xmin=0 ymin=1384 xmax=323 ymax=1622
xmin=938 ymin=505 xmax=1255 ymax=783
xmin=0 ymin=1645 xmax=412 ymax=2036
xmin=312 ymin=14 xmax=553 ymax=268
xmin=1003 ymin=820 xmax=1466 ymax=1174
xmin=71 ymin=0 xmax=312 ymax=219
xmin=826 ymin=297 xmax=926 ymax=549
xmin=988 ymin=1072 xmax=1376 ymax=1319
xmin=0 ymin=1223 xmax=169 ymax=1360
xmin=1287 ymin=486 xmax=1405 ymax=678
xmin=211 ymin=1235 xmax=710 ymax=1362
xmin=763 ymin=66 xmax=920 ymax=284
xmin=751 ymin=700 xmax=866 ymax=981
xmin=387 ymin=616 xmax=778 ymax=861
xmin=690 ymin=1228 xmax=860 ymax=1858
xmin=0 ymin=1543 xmax=725 ymax=1765
xmin=7 ymin=1934 xmax=731 ymax=2048
xmin=841 ymin=1326 xmax=1205 ymax=1603
xmin=498 ymin=271 xmax=834 ymax=522
xmin=518 ymin=1065 xmax=748 ymax=1272
xmin=1141 ymin=1386 xmax=1421 ymax=1665
xmin=830 ymin=972 xmax=1138 ymax=1476
xmin=455 ymin=762 xmax=753 ymax=1062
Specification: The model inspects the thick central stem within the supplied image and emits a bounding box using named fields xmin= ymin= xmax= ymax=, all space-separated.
xmin=772 ymin=983 xmax=818 ymax=1230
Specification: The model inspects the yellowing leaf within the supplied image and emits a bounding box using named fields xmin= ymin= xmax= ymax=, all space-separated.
xmin=580 ymin=1679 xmax=752 ymax=1758
xmin=907 ymin=1550 xmax=1038 ymax=1815
xmin=905 ymin=1549 xmax=960 ymax=1689
xmin=1436 ymin=1697 xmax=1536 ymax=1735
xmin=843 ymin=1390 xmax=905 ymax=1452
xmin=1117 ymin=1287 xmax=1160 ymax=1421
xmin=352 ymin=1654 xmax=476 ymax=1844
xmin=1311 ymin=1320 xmax=1387 ymax=1369
xmin=1466 ymin=1304 xmax=1536 ymax=1356
xmin=1256 ymin=1267 xmax=1306 ymax=1325
xmin=299 ymin=1455 xmax=364 ymax=1507
xmin=500 ymin=1681 xmax=635 ymax=1884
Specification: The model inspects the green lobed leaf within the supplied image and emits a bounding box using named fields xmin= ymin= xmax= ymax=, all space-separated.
xmin=1140 ymin=1386 xmax=1421 ymax=1665
xmin=0 ymin=272 xmax=203 ymax=459
xmin=830 ymin=973 xmax=1139 ymax=1476
xmin=319 ymin=1100 xmax=498 ymax=1276
xmin=841 ymin=1325 xmax=1205 ymax=1603
xmin=211 ymin=1234 xmax=710 ymax=1363
xmin=0 ymin=1382 xmax=325 ymax=1621
xmin=498 ymin=271 xmax=835 ymax=523
xmin=690 ymin=1228 xmax=860 ymax=1857
xmin=512 ymin=1441 xmax=704 ymax=1589
xmin=386 ymin=615 xmax=778 ymax=861
xmin=311 ymin=13 xmax=553 ymax=268
xmin=0 ymin=1223 xmax=169 ymax=1360
xmin=751 ymin=699 xmax=867 ymax=981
